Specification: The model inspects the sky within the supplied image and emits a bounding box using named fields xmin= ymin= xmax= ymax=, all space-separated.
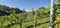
xmin=0 ymin=0 xmax=57 ymax=12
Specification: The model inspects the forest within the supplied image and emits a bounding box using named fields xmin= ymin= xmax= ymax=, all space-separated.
xmin=0 ymin=0 xmax=60 ymax=28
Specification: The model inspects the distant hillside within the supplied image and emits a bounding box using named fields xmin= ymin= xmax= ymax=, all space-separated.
xmin=0 ymin=5 xmax=24 ymax=16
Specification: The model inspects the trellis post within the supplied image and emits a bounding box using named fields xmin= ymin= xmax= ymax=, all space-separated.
xmin=20 ymin=9 xmax=25 ymax=28
xmin=50 ymin=0 xmax=55 ymax=28
xmin=32 ymin=8 xmax=36 ymax=28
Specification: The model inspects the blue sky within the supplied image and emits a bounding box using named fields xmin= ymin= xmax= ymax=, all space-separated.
xmin=0 ymin=0 xmax=57 ymax=12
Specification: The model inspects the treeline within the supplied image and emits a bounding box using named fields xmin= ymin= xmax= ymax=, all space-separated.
xmin=0 ymin=5 xmax=25 ymax=16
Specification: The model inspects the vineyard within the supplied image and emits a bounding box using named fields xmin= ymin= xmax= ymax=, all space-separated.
xmin=0 ymin=0 xmax=60 ymax=28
